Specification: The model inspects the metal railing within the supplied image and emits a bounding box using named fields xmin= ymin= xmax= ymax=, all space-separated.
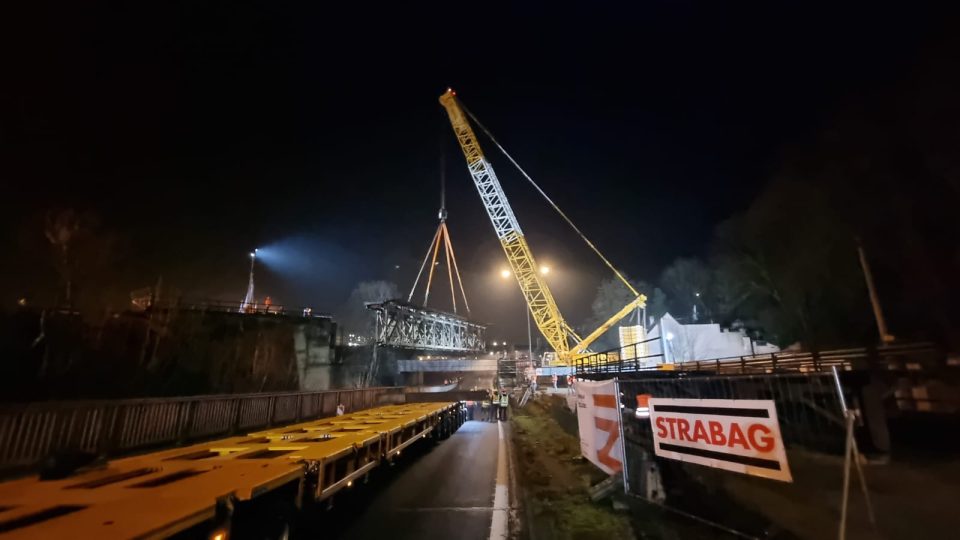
xmin=0 ymin=387 xmax=404 ymax=474
xmin=576 ymin=340 xmax=942 ymax=376
xmin=170 ymin=299 xmax=332 ymax=318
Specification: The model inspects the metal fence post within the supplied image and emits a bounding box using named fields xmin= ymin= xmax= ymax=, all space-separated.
xmin=178 ymin=400 xmax=196 ymax=444
xmin=231 ymin=397 xmax=244 ymax=435
xmin=99 ymin=404 xmax=122 ymax=456
xmin=267 ymin=396 xmax=276 ymax=428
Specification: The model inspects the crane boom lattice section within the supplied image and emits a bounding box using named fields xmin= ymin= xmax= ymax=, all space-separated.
xmin=440 ymin=91 xmax=571 ymax=358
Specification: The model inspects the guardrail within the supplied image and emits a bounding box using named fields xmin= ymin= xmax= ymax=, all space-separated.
xmin=576 ymin=341 xmax=943 ymax=376
xmin=170 ymin=299 xmax=332 ymax=318
xmin=397 ymin=358 xmax=498 ymax=372
xmin=0 ymin=387 xmax=404 ymax=474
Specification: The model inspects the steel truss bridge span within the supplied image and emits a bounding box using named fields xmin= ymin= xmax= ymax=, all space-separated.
xmin=367 ymin=299 xmax=486 ymax=353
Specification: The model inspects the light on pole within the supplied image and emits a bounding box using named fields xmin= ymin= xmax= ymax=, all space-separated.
xmin=240 ymin=248 xmax=258 ymax=313
xmin=499 ymin=265 xmax=541 ymax=367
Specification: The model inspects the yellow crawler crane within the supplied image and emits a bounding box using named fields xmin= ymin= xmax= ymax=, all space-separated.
xmin=439 ymin=89 xmax=645 ymax=364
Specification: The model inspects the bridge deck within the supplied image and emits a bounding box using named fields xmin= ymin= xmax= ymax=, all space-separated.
xmin=0 ymin=402 xmax=461 ymax=539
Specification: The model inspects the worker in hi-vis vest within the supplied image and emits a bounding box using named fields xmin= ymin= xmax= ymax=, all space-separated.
xmin=499 ymin=392 xmax=509 ymax=421
xmin=481 ymin=397 xmax=492 ymax=422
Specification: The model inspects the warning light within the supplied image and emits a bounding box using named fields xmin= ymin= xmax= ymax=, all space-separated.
xmin=347 ymin=480 xmax=353 ymax=487
xmin=634 ymin=394 xmax=651 ymax=419
xmin=211 ymin=531 xmax=227 ymax=540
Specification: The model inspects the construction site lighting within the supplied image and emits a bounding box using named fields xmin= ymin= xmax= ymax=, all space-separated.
xmin=500 ymin=269 xmax=510 ymax=278
xmin=540 ymin=265 xmax=550 ymax=275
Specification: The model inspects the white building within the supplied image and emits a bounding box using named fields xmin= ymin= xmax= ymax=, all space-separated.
xmin=622 ymin=313 xmax=779 ymax=367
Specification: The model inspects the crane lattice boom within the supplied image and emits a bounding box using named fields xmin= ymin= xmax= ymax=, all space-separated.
xmin=439 ymin=90 xmax=572 ymax=358
xmin=440 ymin=89 xmax=648 ymax=364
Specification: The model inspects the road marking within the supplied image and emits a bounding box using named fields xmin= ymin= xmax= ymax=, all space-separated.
xmin=489 ymin=421 xmax=509 ymax=540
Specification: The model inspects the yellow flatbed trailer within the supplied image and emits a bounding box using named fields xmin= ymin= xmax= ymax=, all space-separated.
xmin=0 ymin=402 xmax=462 ymax=539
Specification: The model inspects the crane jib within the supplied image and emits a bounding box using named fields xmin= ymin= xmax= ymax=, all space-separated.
xmin=439 ymin=89 xmax=645 ymax=363
xmin=440 ymin=90 xmax=571 ymax=358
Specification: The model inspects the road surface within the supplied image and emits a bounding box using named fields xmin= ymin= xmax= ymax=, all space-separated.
xmin=333 ymin=419 xmax=506 ymax=540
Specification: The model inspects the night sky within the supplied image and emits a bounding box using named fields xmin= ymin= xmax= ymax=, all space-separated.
xmin=3 ymin=2 xmax=954 ymax=341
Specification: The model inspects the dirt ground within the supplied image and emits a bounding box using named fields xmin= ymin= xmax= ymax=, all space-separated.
xmin=510 ymin=394 xmax=737 ymax=540
xmin=510 ymin=394 xmax=633 ymax=539
xmin=710 ymin=447 xmax=960 ymax=539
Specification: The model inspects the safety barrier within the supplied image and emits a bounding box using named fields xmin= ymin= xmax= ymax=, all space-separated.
xmin=0 ymin=387 xmax=404 ymax=474
xmin=620 ymin=372 xmax=848 ymax=457
xmin=619 ymin=372 xmax=858 ymax=538
xmin=576 ymin=341 xmax=942 ymax=376
xmin=616 ymin=368 xmax=959 ymax=538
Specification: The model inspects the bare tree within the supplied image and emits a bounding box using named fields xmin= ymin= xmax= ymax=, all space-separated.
xmin=340 ymin=280 xmax=400 ymax=337
xmin=44 ymin=210 xmax=82 ymax=306
xmin=42 ymin=209 xmax=115 ymax=310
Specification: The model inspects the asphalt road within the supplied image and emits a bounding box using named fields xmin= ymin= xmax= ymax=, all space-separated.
xmin=335 ymin=419 xmax=502 ymax=540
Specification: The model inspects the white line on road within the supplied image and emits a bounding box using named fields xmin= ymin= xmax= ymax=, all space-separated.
xmin=489 ymin=420 xmax=509 ymax=540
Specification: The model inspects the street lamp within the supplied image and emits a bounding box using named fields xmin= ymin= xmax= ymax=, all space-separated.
xmin=494 ymin=264 xmax=553 ymax=370
xmin=240 ymin=248 xmax=258 ymax=312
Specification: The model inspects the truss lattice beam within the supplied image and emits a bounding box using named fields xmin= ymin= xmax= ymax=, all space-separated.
xmin=367 ymin=300 xmax=486 ymax=352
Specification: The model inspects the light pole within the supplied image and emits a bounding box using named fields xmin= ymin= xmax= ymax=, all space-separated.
xmin=501 ymin=265 xmax=551 ymax=367
xmin=240 ymin=249 xmax=257 ymax=312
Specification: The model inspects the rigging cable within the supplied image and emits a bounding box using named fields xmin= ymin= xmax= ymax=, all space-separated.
xmin=458 ymin=100 xmax=639 ymax=298
xmin=406 ymin=131 xmax=472 ymax=314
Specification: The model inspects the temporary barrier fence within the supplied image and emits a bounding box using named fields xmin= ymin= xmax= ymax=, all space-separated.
xmin=617 ymin=372 xmax=889 ymax=539
xmin=0 ymin=387 xmax=403 ymax=474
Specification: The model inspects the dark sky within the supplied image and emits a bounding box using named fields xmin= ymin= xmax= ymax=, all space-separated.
xmin=2 ymin=1 xmax=953 ymax=341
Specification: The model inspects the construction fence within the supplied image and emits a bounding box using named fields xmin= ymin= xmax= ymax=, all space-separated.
xmin=0 ymin=387 xmax=405 ymax=475
xmin=615 ymin=372 xmax=933 ymax=539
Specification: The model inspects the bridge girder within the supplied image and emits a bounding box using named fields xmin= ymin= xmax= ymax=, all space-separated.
xmin=367 ymin=300 xmax=486 ymax=353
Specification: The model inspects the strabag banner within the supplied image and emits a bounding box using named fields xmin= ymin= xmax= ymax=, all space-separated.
xmin=648 ymin=398 xmax=792 ymax=482
xmin=575 ymin=379 xmax=624 ymax=475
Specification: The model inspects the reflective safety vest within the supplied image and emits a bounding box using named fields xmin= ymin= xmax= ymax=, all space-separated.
xmin=481 ymin=400 xmax=491 ymax=408
xmin=500 ymin=394 xmax=508 ymax=407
